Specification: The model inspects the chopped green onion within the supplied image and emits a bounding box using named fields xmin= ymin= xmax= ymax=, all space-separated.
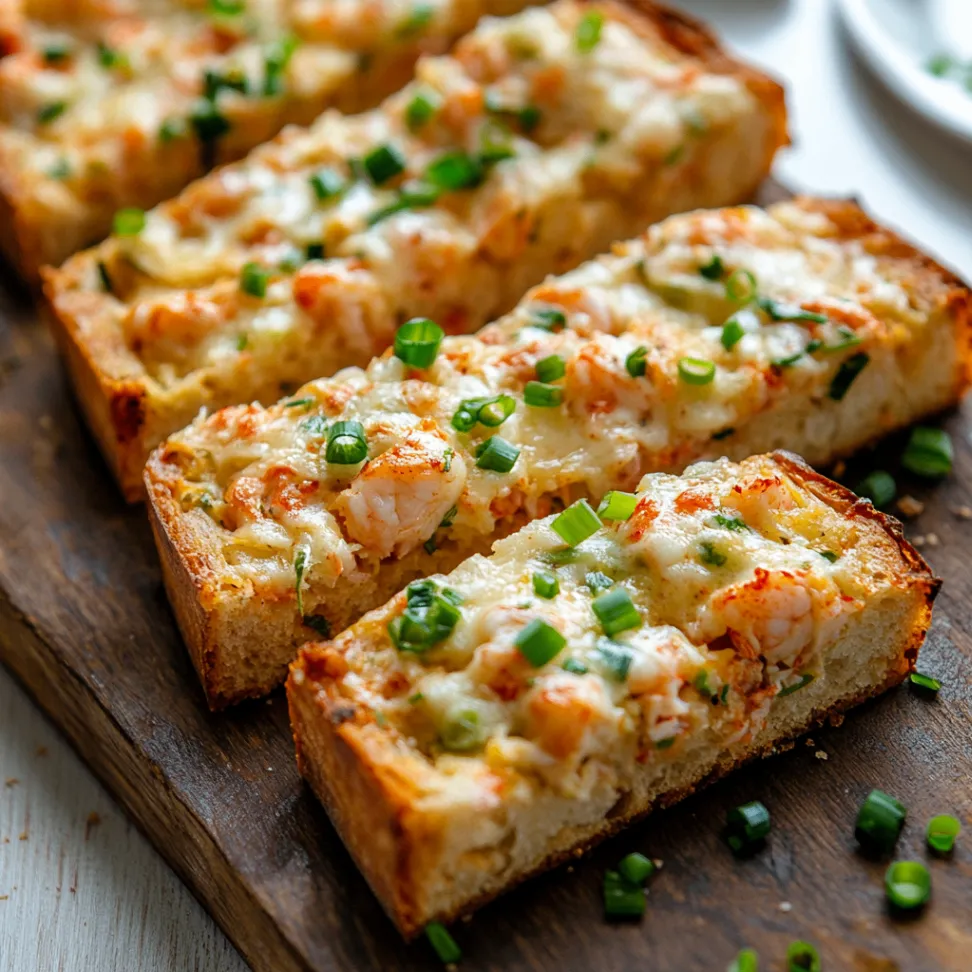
xmin=528 ymin=306 xmax=566 ymax=331
xmin=263 ymin=35 xmax=298 ymax=95
xmin=309 ymin=168 xmax=346 ymax=201
xmin=777 ymin=673 xmax=814 ymax=697
xmin=595 ymin=638 xmax=633 ymax=681
xmin=388 ymin=580 xmax=462 ymax=652
xmin=514 ymin=618 xmax=566 ymax=667
xmin=294 ymin=548 xmax=307 ymax=616
xmin=240 ymin=262 xmax=271 ymax=298
xmin=678 ymin=357 xmax=716 ymax=385
xmin=712 ymin=427 xmax=734 ymax=441
xmin=202 ymin=67 xmax=249 ymax=101
xmin=325 ymin=419 xmax=368 ymax=465
xmin=477 ymin=119 xmax=515 ymax=164
xmin=855 ymin=789 xmax=906 ymax=856
xmin=926 ymin=53 xmax=955 ymax=77
xmin=394 ymin=317 xmax=444 ymax=369
xmin=576 ymin=10 xmax=604 ymax=53
xmin=306 ymin=242 xmax=325 ymax=261
xmin=819 ymin=550 xmax=838 ymax=563
xmin=440 ymin=705 xmax=483 ymax=750
xmin=37 ymin=101 xmax=67 ymax=125
xmin=535 ymin=354 xmax=566 ymax=383
xmin=592 ymin=587 xmax=641 ymax=637
xmin=699 ymin=255 xmax=725 ymax=280
xmin=532 ymin=569 xmax=559 ymax=599
xmin=96 ymin=41 xmax=128 ymax=70
xmin=757 ymin=297 xmax=828 ymax=324
xmin=857 ymin=470 xmax=895 ymax=508
xmin=303 ymin=614 xmax=331 ymax=639
xmin=728 ymin=948 xmax=759 ymax=972
xmin=190 ymin=98 xmax=230 ymax=141
xmin=209 ymin=0 xmax=245 ymax=13
xmin=524 ymin=381 xmax=563 ymax=407
xmin=552 ymin=499 xmax=601 ymax=546
xmin=484 ymin=92 xmax=541 ymax=132
xmin=603 ymin=869 xmax=644 ymax=918
xmin=725 ymin=269 xmax=757 ymax=302
xmin=597 ymin=490 xmax=637 ymax=522
xmin=477 ymin=395 xmax=516 ymax=426
xmin=47 ymin=157 xmax=71 ymax=180
xmin=475 ymin=436 xmax=520 ymax=473
xmin=425 ymin=922 xmax=461 ymax=964
xmin=396 ymin=3 xmax=434 ymax=37
xmin=97 ymin=261 xmax=113 ymax=294
xmin=300 ymin=414 xmax=328 ymax=436
xmin=720 ymin=316 xmax=746 ymax=351
xmin=425 ymin=150 xmax=482 ymax=191
xmin=562 ymin=657 xmax=588 ymax=675
xmin=698 ymin=541 xmax=726 ymax=567
xmin=113 ymin=207 xmax=145 ymax=236
xmin=283 ymin=397 xmax=314 ymax=408
xmin=828 ymin=351 xmax=869 ymax=400
xmin=902 ymin=427 xmax=953 ymax=478
xmin=908 ymin=671 xmax=941 ymax=696
xmin=42 ymin=41 xmax=72 ymax=64
xmin=821 ymin=325 xmax=862 ymax=352
xmin=363 ymin=143 xmax=406 ymax=184
xmin=405 ymin=90 xmax=440 ymax=130
xmin=159 ymin=116 xmax=188 ymax=142
xmin=626 ymin=346 xmax=648 ymax=377
xmin=585 ymin=571 xmax=614 ymax=593
xmin=618 ymin=852 xmax=655 ymax=886
xmin=786 ymin=941 xmax=821 ymax=972
xmin=712 ymin=512 xmax=748 ymax=532
xmin=885 ymin=860 xmax=931 ymax=911
xmin=726 ymin=801 xmax=770 ymax=855
xmin=926 ymin=814 xmax=961 ymax=854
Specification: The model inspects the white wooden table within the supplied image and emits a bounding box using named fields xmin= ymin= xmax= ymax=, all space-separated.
xmin=2 ymin=1 xmax=970 ymax=969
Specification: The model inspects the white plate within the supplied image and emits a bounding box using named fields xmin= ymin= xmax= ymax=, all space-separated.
xmin=838 ymin=0 xmax=972 ymax=144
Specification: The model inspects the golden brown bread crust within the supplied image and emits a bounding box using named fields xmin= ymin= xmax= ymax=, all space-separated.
xmin=287 ymin=450 xmax=940 ymax=937
xmin=42 ymin=0 xmax=790 ymax=502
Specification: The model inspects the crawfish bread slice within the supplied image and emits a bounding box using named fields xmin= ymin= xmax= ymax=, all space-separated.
xmin=45 ymin=0 xmax=787 ymax=499
xmin=145 ymin=196 xmax=970 ymax=709
xmin=2 ymin=0 xmax=534 ymax=280
xmin=287 ymin=450 xmax=938 ymax=936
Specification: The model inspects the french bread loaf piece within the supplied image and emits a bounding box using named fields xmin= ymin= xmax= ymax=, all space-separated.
xmin=45 ymin=0 xmax=787 ymax=498
xmin=287 ymin=450 xmax=939 ymax=936
xmin=2 ymin=0 xmax=534 ymax=281
xmin=145 ymin=197 xmax=971 ymax=708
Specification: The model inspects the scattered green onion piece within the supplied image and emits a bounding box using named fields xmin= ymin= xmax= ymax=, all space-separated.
xmin=885 ymin=860 xmax=931 ymax=911
xmin=477 ymin=119 xmax=515 ymax=164
xmin=300 ymin=415 xmax=328 ymax=436
xmin=303 ymin=614 xmax=331 ymax=639
xmin=42 ymin=41 xmax=72 ymax=64
xmin=284 ymin=397 xmax=314 ymax=408
xmin=728 ymin=948 xmax=759 ymax=972
xmin=394 ymin=317 xmax=444 ymax=368
xmin=479 ymin=395 xmax=516 ymax=427
xmin=159 ymin=116 xmax=188 ymax=142
xmin=405 ymin=90 xmax=440 ymax=130
xmin=908 ymin=671 xmax=941 ymax=696
xmin=821 ymin=325 xmax=862 ymax=352
xmin=239 ymin=262 xmax=271 ymax=298
xmin=325 ymin=419 xmax=368 ymax=465
xmin=819 ymin=550 xmax=838 ymax=563
xmin=529 ymin=306 xmax=566 ymax=331
xmin=209 ymin=0 xmax=245 ymax=13
xmin=190 ymin=98 xmax=230 ymax=141
xmin=309 ymin=167 xmax=346 ymax=201
xmin=786 ymin=941 xmax=821 ymax=972
xmin=535 ymin=354 xmax=566 ymax=383
xmin=113 ymin=207 xmax=145 ymax=236
xmin=293 ymin=548 xmax=307 ymax=616
xmin=425 ymin=922 xmax=461 ymax=964
xmin=532 ymin=570 xmax=559 ymax=599
xmin=857 ymin=470 xmax=895 ymax=508
xmin=678 ymin=357 xmax=716 ymax=385
xmin=926 ymin=814 xmax=961 ymax=854
xmin=699 ymin=254 xmax=725 ymax=280
xmin=828 ymin=351 xmax=869 ymax=401
xmin=396 ymin=3 xmax=434 ymax=37
xmin=262 ymin=35 xmax=298 ymax=95
xmin=97 ymin=261 xmax=113 ymax=294
xmin=475 ymin=436 xmax=520 ymax=473
xmin=777 ymin=673 xmax=814 ymax=697
xmin=712 ymin=512 xmax=748 ymax=532
xmin=712 ymin=427 xmax=734 ymax=441
xmin=595 ymin=638 xmax=633 ymax=681
xmin=855 ymin=789 xmax=906 ymax=855
xmin=726 ymin=801 xmax=770 ymax=855
xmin=97 ymin=41 xmax=128 ymax=70
xmin=552 ymin=499 xmax=601 ymax=547
xmin=926 ymin=54 xmax=954 ymax=77
xmin=37 ymin=101 xmax=67 ymax=125
xmin=592 ymin=587 xmax=641 ymax=637
xmin=597 ymin=490 xmax=637 ymax=522
xmin=306 ymin=242 xmax=325 ymax=261
xmin=424 ymin=150 xmax=482 ymax=190
xmin=388 ymin=580 xmax=462 ymax=652
xmin=757 ymin=297 xmax=828 ymax=324
xmin=721 ymin=316 xmax=746 ymax=351
xmin=47 ymin=157 xmax=71 ymax=180
xmin=524 ymin=381 xmax=562 ymax=407
xmin=562 ymin=657 xmax=588 ymax=675
xmin=363 ymin=143 xmax=406 ymax=184
xmin=603 ymin=869 xmax=645 ymax=918
xmin=901 ymin=426 xmax=953 ymax=478
xmin=440 ymin=705 xmax=483 ymax=751
xmin=725 ymin=269 xmax=757 ymax=302
xmin=618 ymin=852 xmax=655 ymax=886
xmin=515 ymin=618 xmax=566 ymax=667
xmin=626 ymin=346 xmax=648 ymax=377
xmin=698 ymin=541 xmax=726 ymax=567
xmin=585 ymin=571 xmax=614 ymax=593
xmin=575 ymin=10 xmax=604 ymax=53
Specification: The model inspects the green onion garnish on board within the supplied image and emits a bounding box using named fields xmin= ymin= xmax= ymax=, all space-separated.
xmin=885 ymin=860 xmax=931 ymax=911
xmin=725 ymin=801 xmax=770 ymax=856
xmin=926 ymin=814 xmax=960 ymax=855
xmin=855 ymin=789 xmax=906 ymax=855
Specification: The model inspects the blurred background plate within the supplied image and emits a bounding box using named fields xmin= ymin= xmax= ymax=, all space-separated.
xmin=838 ymin=0 xmax=972 ymax=144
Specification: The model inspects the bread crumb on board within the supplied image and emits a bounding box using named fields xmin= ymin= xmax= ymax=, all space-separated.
xmin=896 ymin=495 xmax=924 ymax=518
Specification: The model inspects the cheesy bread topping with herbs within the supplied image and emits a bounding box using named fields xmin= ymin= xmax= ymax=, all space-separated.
xmin=153 ymin=198 xmax=951 ymax=616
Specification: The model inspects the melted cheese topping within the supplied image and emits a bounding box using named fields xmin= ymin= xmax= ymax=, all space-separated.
xmin=2 ymin=0 xmax=528 ymax=265
xmin=304 ymin=454 xmax=888 ymax=798
xmin=54 ymin=0 xmax=767 ymax=382
xmin=160 ymin=199 xmax=934 ymax=602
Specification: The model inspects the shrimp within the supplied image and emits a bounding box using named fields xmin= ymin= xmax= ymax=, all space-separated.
xmin=524 ymin=675 xmax=609 ymax=761
xmin=335 ymin=423 xmax=466 ymax=559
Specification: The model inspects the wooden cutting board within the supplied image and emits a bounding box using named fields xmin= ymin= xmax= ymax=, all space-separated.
xmin=1 ymin=185 xmax=970 ymax=972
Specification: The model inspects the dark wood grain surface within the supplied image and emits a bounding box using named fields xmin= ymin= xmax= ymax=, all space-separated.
xmin=0 ymin=186 xmax=970 ymax=971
